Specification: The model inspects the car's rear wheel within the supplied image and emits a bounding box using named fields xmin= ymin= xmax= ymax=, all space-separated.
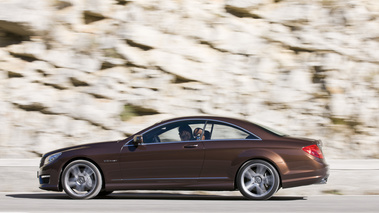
xmin=237 ymin=160 xmax=280 ymax=200
xmin=62 ymin=160 xmax=102 ymax=199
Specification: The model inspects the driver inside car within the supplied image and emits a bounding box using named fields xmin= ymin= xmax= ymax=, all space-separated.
xmin=178 ymin=124 xmax=194 ymax=141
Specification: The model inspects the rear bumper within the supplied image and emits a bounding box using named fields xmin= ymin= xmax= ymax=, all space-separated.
xmin=316 ymin=173 xmax=329 ymax=184
xmin=281 ymin=162 xmax=329 ymax=188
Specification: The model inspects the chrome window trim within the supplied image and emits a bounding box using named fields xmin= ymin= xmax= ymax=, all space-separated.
xmin=124 ymin=140 xmax=200 ymax=146
xmin=124 ymin=118 xmax=262 ymax=147
xmin=124 ymin=138 xmax=258 ymax=147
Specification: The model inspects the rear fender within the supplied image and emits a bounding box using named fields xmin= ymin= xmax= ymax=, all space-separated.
xmin=233 ymin=149 xmax=289 ymax=177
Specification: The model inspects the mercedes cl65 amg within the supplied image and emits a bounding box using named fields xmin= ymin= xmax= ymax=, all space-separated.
xmin=38 ymin=116 xmax=329 ymax=200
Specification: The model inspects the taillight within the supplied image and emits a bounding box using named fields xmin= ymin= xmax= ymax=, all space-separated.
xmin=302 ymin=144 xmax=324 ymax=159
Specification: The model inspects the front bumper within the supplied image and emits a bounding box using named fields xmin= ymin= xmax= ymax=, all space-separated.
xmin=37 ymin=164 xmax=62 ymax=191
xmin=37 ymin=171 xmax=50 ymax=185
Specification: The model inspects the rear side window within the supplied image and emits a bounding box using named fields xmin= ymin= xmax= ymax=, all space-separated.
xmin=207 ymin=122 xmax=259 ymax=140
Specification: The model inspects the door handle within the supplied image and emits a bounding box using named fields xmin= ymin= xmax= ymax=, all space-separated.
xmin=184 ymin=144 xmax=199 ymax=148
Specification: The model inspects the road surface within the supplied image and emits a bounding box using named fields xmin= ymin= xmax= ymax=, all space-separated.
xmin=1 ymin=192 xmax=378 ymax=213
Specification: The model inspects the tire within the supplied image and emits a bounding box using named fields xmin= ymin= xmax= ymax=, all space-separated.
xmin=236 ymin=160 xmax=280 ymax=200
xmin=61 ymin=160 xmax=102 ymax=199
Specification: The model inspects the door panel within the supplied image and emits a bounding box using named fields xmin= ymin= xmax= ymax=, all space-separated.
xmin=119 ymin=141 xmax=204 ymax=181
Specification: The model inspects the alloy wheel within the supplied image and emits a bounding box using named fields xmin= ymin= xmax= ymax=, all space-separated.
xmin=237 ymin=160 xmax=280 ymax=200
xmin=62 ymin=160 xmax=102 ymax=199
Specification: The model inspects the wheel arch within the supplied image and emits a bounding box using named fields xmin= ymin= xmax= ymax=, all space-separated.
xmin=232 ymin=149 xmax=287 ymax=190
xmin=234 ymin=158 xmax=282 ymax=189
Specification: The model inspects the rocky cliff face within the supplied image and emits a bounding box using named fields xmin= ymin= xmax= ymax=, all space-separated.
xmin=0 ymin=0 xmax=378 ymax=158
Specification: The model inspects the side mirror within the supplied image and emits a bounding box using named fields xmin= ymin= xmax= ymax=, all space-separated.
xmin=133 ymin=135 xmax=143 ymax=146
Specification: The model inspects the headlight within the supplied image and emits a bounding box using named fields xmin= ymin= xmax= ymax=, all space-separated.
xmin=44 ymin=152 xmax=62 ymax=166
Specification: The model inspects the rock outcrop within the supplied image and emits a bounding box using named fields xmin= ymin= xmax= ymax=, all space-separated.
xmin=1 ymin=0 xmax=378 ymax=158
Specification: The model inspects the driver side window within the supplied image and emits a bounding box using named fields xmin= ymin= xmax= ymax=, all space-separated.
xmin=158 ymin=128 xmax=180 ymax=143
xmin=142 ymin=121 xmax=206 ymax=144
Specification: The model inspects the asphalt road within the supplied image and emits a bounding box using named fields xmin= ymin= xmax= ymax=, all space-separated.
xmin=1 ymin=192 xmax=378 ymax=213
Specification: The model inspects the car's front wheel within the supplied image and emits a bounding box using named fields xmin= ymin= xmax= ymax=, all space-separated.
xmin=237 ymin=160 xmax=280 ymax=200
xmin=62 ymin=160 xmax=102 ymax=199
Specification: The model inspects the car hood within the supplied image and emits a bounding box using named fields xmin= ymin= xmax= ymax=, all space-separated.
xmin=42 ymin=139 xmax=122 ymax=158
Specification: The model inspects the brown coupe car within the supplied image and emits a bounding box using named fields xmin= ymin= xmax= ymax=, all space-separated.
xmin=38 ymin=116 xmax=329 ymax=200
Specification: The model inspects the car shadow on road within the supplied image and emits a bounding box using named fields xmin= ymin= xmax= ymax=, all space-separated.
xmin=6 ymin=192 xmax=306 ymax=201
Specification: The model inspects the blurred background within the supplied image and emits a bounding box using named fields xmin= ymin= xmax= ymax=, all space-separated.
xmin=0 ymin=0 xmax=378 ymax=159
